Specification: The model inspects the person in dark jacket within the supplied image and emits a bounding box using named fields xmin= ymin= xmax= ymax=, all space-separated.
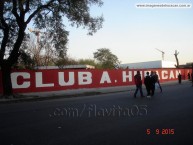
xmin=154 ymin=71 xmax=162 ymax=92
xmin=144 ymin=72 xmax=151 ymax=96
xmin=150 ymin=71 xmax=156 ymax=96
xmin=178 ymin=73 xmax=182 ymax=84
xmin=191 ymin=73 xmax=193 ymax=86
xmin=134 ymin=71 xmax=144 ymax=98
xmin=187 ymin=73 xmax=190 ymax=80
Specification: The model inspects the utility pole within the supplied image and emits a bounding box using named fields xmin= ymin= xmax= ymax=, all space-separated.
xmin=28 ymin=28 xmax=45 ymax=46
xmin=174 ymin=50 xmax=179 ymax=68
xmin=155 ymin=48 xmax=165 ymax=60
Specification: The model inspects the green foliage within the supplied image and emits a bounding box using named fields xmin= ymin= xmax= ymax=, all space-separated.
xmin=55 ymin=56 xmax=79 ymax=69
xmin=78 ymin=58 xmax=95 ymax=65
xmin=55 ymin=57 xmax=103 ymax=69
xmin=77 ymin=58 xmax=102 ymax=68
xmin=0 ymin=0 xmax=104 ymax=67
xmin=93 ymin=48 xmax=120 ymax=69
xmin=0 ymin=0 xmax=104 ymax=95
xmin=16 ymin=50 xmax=35 ymax=69
xmin=55 ymin=58 xmax=67 ymax=69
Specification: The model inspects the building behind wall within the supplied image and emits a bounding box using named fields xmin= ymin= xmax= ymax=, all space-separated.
xmin=35 ymin=65 xmax=95 ymax=69
xmin=120 ymin=60 xmax=176 ymax=69
xmin=179 ymin=62 xmax=193 ymax=68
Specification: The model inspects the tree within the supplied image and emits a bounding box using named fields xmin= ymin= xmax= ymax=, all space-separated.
xmin=27 ymin=33 xmax=56 ymax=68
xmin=78 ymin=58 xmax=96 ymax=66
xmin=55 ymin=56 xmax=79 ymax=69
xmin=93 ymin=48 xmax=120 ymax=69
xmin=0 ymin=0 xmax=104 ymax=97
xmin=16 ymin=49 xmax=35 ymax=69
xmin=25 ymin=34 xmax=43 ymax=67
xmin=15 ymin=33 xmax=35 ymax=69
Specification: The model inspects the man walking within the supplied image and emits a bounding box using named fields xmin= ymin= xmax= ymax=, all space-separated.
xmin=178 ymin=73 xmax=182 ymax=84
xmin=155 ymin=71 xmax=162 ymax=92
xmin=150 ymin=71 xmax=156 ymax=96
xmin=187 ymin=72 xmax=190 ymax=80
xmin=134 ymin=71 xmax=144 ymax=98
xmin=144 ymin=72 xmax=151 ymax=97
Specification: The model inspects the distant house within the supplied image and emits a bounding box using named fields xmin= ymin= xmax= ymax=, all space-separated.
xmin=179 ymin=62 xmax=193 ymax=68
xmin=120 ymin=60 xmax=176 ymax=69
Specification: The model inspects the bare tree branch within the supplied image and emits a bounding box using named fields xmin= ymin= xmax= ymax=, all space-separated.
xmin=25 ymin=0 xmax=55 ymax=24
xmin=24 ymin=0 xmax=30 ymax=13
xmin=18 ymin=0 xmax=25 ymax=22
xmin=12 ymin=0 xmax=22 ymax=27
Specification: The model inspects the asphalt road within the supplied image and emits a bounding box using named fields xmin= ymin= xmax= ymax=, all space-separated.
xmin=0 ymin=82 xmax=193 ymax=145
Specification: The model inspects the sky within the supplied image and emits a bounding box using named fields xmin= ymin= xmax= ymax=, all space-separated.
xmin=63 ymin=0 xmax=193 ymax=65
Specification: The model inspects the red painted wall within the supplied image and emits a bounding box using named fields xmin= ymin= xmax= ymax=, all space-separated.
xmin=0 ymin=68 xmax=192 ymax=93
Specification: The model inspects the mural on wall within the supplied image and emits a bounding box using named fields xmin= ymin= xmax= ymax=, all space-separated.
xmin=0 ymin=68 xmax=192 ymax=93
